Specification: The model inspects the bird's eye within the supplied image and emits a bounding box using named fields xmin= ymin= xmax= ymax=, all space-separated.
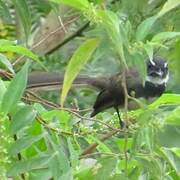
xmin=148 ymin=64 xmax=153 ymax=69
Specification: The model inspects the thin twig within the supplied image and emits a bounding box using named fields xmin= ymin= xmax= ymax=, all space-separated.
xmin=80 ymin=129 xmax=121 ymax=157
xmin=13 ymin=16 xmax=80 ymax=66
xmin=36 ymin=116 xmax=74 ymax=136
xmin=25 ymin=90 xmax=119 ymax=131
xmin=80 ymin=151 xmax=121 ymax=159
xmin=46 ymin=21 xmax=90 ymax=55
xmin=57 ymin=15 xmax=67 ymax=33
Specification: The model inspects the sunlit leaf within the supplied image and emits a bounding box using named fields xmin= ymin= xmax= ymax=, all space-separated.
xmin=0 ymin=53 xmax=14 ymax=74
xmin=157 ymin=0 xmax=180 ymax=18
xmin=50 ymin=0 xmax=89 ymax=10
xmin=149 ymin=94 xmax=180 ymax=109
xmin=0 ymin=40 xmax=46 ymax=70
xmin=61 ymin=38 xmax=99 ymax=106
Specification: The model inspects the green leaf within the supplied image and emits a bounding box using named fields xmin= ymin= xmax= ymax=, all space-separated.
xmin=166 ymin=106 xmax=180 ymax=125
xmin=29 ymin=168 xmax=52 ymax=180
xmin=152 ymin=32 xmax=180 ymax=42
xmin=0 ymin=79 xmax=6 ymax=102
xmin=129 ymin=53 xmax=147 ymax=83
xmin=161 ymin=147 xmax=180 ymax=176
xmin=7 ymin=155 xmax=52 ymax=176
xmin=9 ymin=134 xmax=45 ymax=155
xmin=10 ymin=105 xmax=37 ymax=134
xmin=67 ymin=138 xmax=79 ymax=168
xmin=136 ymin=0 xmax=180 ymax=41
xmin=132 ymin=125 xmax=155 ymax=153
xmin=61 ymin=38 xmax=99 ymax=106
xmin=0 ymin=40 xmax=47 ymax=70
xmin=75 ymin=167 xmax=95 ymax=180
xmin=157 ymin=0 xmax=180 ymax=18
xmin=97 ymin=10 xmax=127 ymax=66
xmin=149 ymin=94 xmax=180 ymax=110
xmin=96 ymin=157 xmax=117 ymax=180
xmin=143 ymin=42 xmax=153 ymax=63
xmin=50 ymin=0 xmax=89 ymax=10
xmin=1 ymin=62 xmax=29 ymax=114
xmin=0 ymin=0 xmax=12 ymax=23
xmin=158 ymin=125 xmax=180 ymax=148
xmin=87 ymin=135 xmax=112 ymax=153
xmin=47 ymin=135 xmax=72 ymax=180
xmin=136 ymin=15 xmax=157 ymax=41
xmin=0 ymin=53 xmax=14 ymax=74
xmin=0 ymin=44 xmax=37 ymax=60
xmin=12 ymin=0 xmax=31 ymax=40
xmin=0 ymin=40 xmax=16 ymax=46
xmin=135 ymin=155 xmax=162 ymax=179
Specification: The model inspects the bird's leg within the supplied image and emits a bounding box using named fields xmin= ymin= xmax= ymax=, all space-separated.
xmin=115 ymin=107 xmax=124 ymax=129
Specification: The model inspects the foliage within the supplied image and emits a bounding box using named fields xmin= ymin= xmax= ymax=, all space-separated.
xmin=0 ymin=0 xmax=180 ymax=179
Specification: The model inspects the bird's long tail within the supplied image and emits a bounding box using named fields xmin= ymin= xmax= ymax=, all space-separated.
xmin=27 ymin=72 xmax=108 ymax=90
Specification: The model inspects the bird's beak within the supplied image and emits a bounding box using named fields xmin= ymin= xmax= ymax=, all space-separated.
xmin=156 ymin=70 xmax=163 ymax=77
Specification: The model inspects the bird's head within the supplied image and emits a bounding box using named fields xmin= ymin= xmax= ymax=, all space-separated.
xmin=146 ymin=57 xmax=169 ymax=85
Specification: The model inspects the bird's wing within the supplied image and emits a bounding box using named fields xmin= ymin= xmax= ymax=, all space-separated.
xmin=91 ymin=89 xmax=114 ymax=117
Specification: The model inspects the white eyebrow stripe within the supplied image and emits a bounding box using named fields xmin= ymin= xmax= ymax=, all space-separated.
xmin=150 ymin=59 xmax=156 ymax=66
xmin=164 ymin=62 xmax=168 ymax=68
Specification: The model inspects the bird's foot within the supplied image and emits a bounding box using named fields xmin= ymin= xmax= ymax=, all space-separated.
xmin=119 ymin=121 xmax=128 ymax=129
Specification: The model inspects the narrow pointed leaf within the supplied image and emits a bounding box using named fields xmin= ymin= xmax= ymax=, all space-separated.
xmin=152 ymin=32 xmax=180 ymax=42
xmin=0 ymin=40 xmax=46 ymax=70
xmin=136 ymin=16 xmax=157 ymax=41
xmin=157 ymin=0 xmax=180 ymax=18
xmin=12 ymin=0 xmax=31 ymax=39
xmin=1 ymin=62 xmax=29 ymax=114
xmin=61 ymin=38 xmax=99 ymax=106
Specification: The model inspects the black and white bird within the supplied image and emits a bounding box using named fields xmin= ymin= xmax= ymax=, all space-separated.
xmin=90 ymin=57 xmax=169 ymax=127
xmin=27 ymin=56 xmax=169 ymax=127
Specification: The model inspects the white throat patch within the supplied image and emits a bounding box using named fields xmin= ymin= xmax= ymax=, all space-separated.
xmin=145 ymin=72 xmax=169 ymax=85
